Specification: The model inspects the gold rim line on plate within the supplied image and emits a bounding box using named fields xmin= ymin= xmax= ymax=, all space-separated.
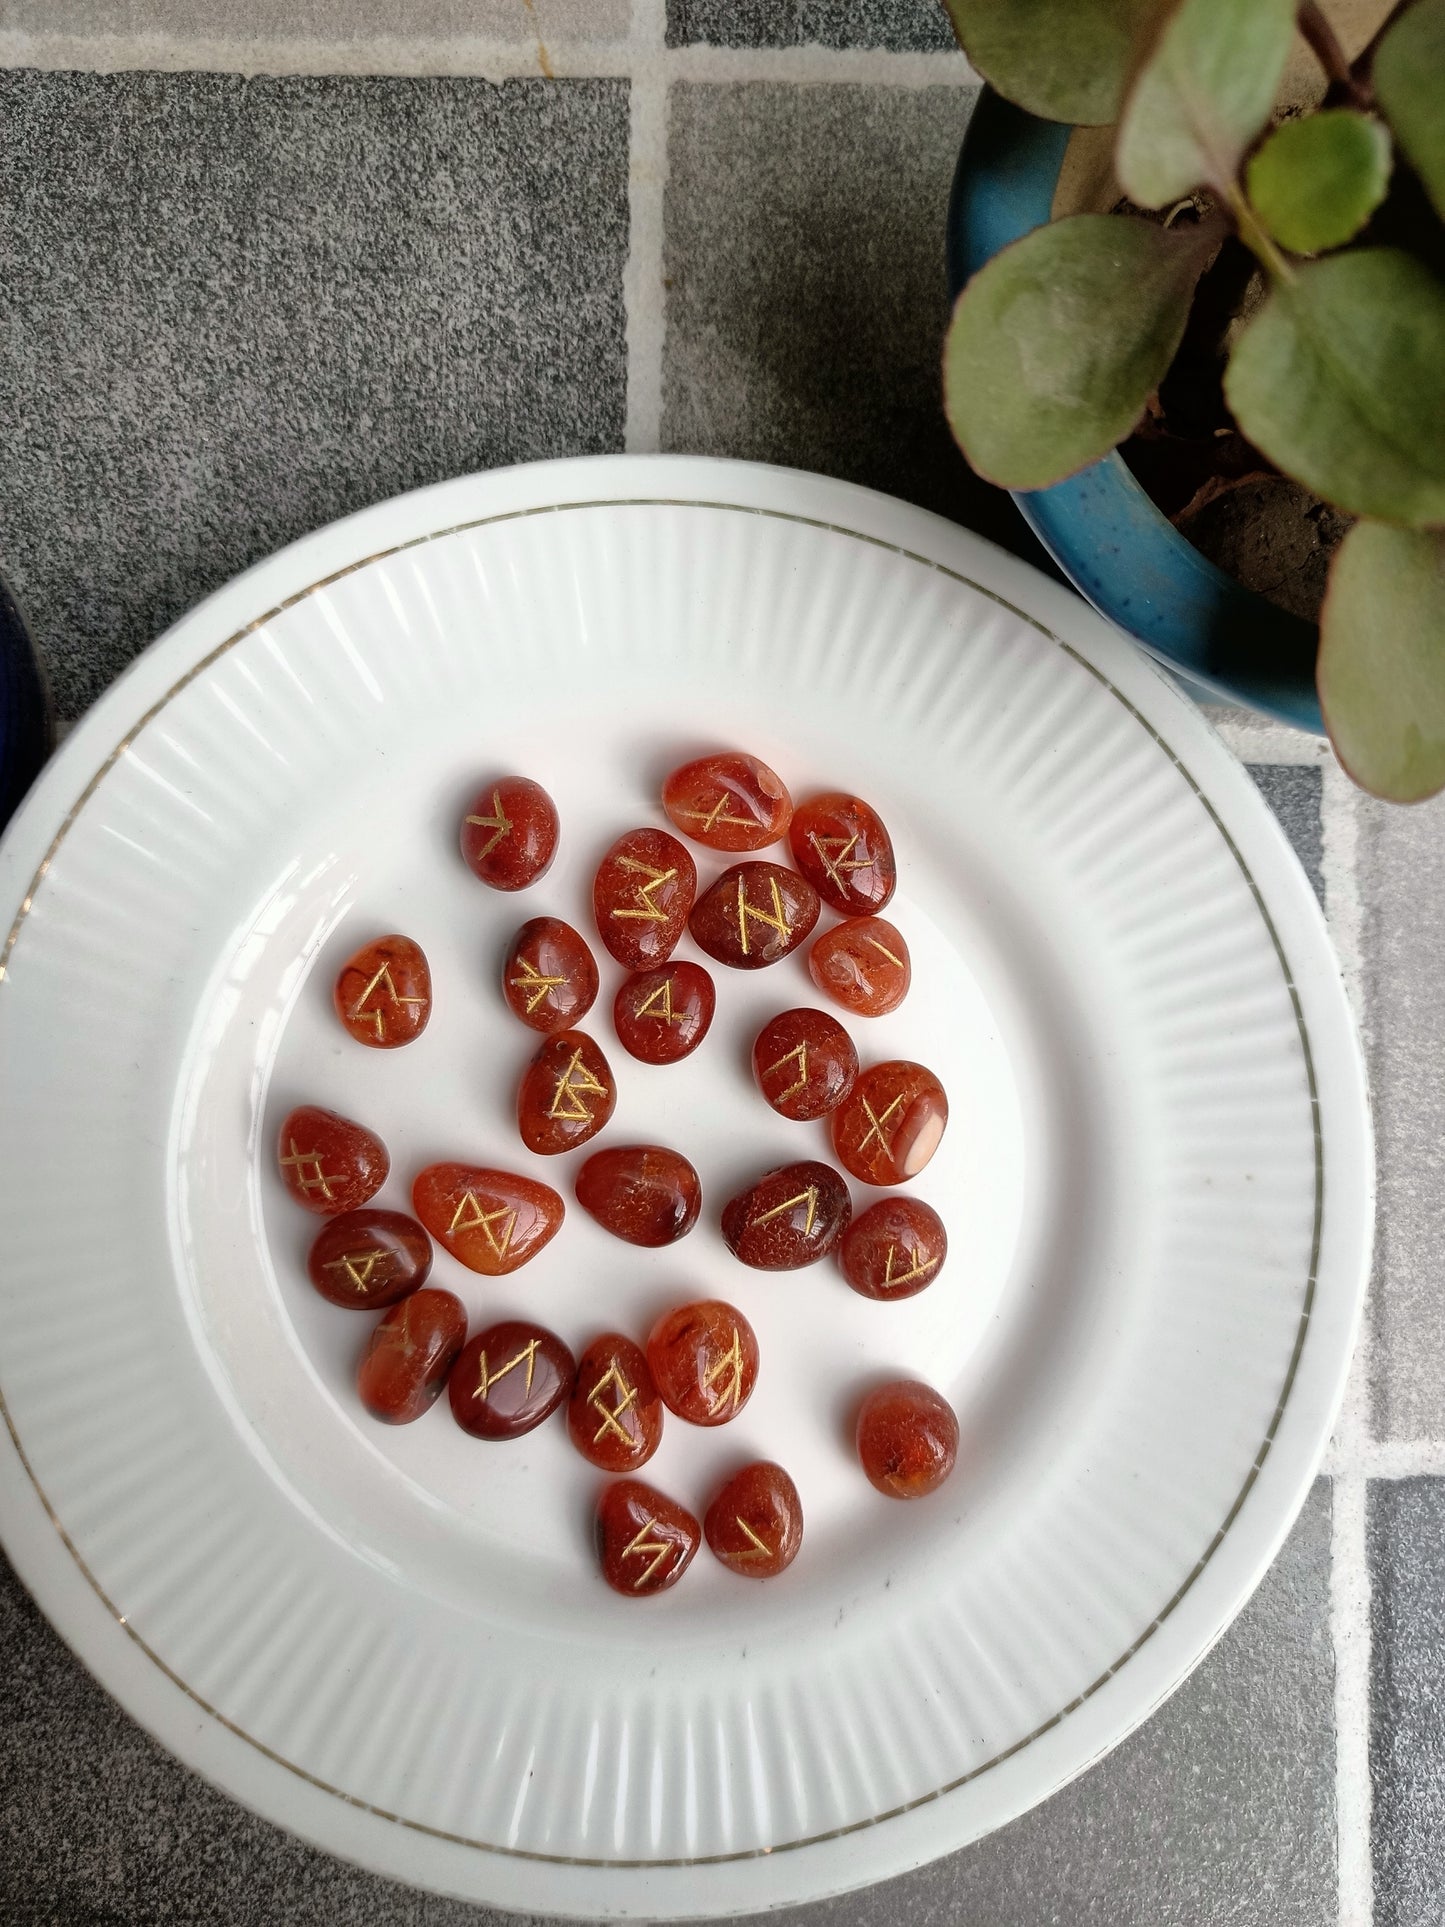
xmin=0 ymin=498 xmax=1324 ymax=1869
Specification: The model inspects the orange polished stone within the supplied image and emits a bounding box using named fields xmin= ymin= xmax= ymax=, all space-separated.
xmin=596 ymin=1478 xmax=701 ymax=1597
xmin=460 ymin=776 xmax=559 ymax=891
xmin=575 ymin=1144 xmax=701 ymax=1247
xmin=411 ymin=1163 xmax=564 ymax=1275
xmin=517 ymin=1029 xmax=617 ymax=1155
xmin=721 ymin=1160 xmax=852 ymax=1270
xmin=856 ymin=1380 xmax=958 ymax=1498
xmin=809 ymin=916 xmax=911 ymax=1017
xmin=502 ymin=916 xmax=599 ymax=1034
xmin=704 ymin=1461 xmax=804 ymax=1578
xmin=277 ymin=1105 xmax=389 ymax=1216
xmin=593 ymin=827 xmax=697 ymax=970
xmin=790 ymin=792 xmax=897 ymax=916
xmin=568 ymin=1332 xmax=664 ymax=1472
xmin=448 ymin=1320 xmax=576 ymax=1440
xmin=357 ymin=1287 xmax=467 ymax=1425
xmin=840 ymin=1197 xmax=947 ymax=1301
xmin=688 ymin=861 xmax=820 ymax=970
xmin=613 ymin=961 xmax=715 ymax=1064
xmin=751 ymin=1007 xmax=858 ymax=1120
xmin=661 ymin=751 xmax=793 ymax=852
xmin=333 ymin=933 xmax=432 ymax=1048
xmin=646 ymin=1300 xmax=759 ymax=1426
xmin=307 ymin=1209 xmax=432 ymax=1309
xmin=831 ymin=1060 xmax=948 ymax=1186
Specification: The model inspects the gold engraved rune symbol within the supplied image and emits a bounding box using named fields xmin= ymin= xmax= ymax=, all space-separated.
xmin=509 ymin=957 xmax=566 ymax=1015
xmin=610 ymin=856 xmax=677 ymax=923
xmin=808 ymin=831 xmax=870 ymax=893
xmin=634 ymin=976 xmax=685 ymax=1025
xmin=703 ymin=1326 xmax=747 ymax=1417
xmin=548 ymin=1047 xmax=608 ymax=1121
xmin=465 ymin=789 xmax=513 ymax=859
xmin=734 ymin=875 xmax=792 ymax=958
xmin=323 ymin=1248 xmax=388 ymax=1294
xmin=588 ymin=1364 xmax=639 ymax=1445
xmin=857 ymin=1093 xmax=905 ymax=1160
xmin=350 ymin=962 xmax=424 ymax=1041
xmin=679 ymin=793 xmax=756 ymax=835
xmin=448 ymin=1191 xmax=516 ymax=1259
xmin=763 ymin=1042 xmax=809 ymax=1106
xmin=752 ymin=1186 xmax=819 ymax=1236
xmin=623 ymin=1517 xmax=675 ymax=1589
xmin=474 ymin=1340 xmax=539 ymax=1402
xmin=884 ymin=1243 xmax=938 ymax=1290
xmin=280 ymin=1141 xmax=335 ymax=1200
xmin=733 ymin=1517 xmax=773 ymax=1562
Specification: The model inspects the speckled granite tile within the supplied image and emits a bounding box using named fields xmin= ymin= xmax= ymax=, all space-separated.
xmin=661 ymin=81 xmax=1052 ymax=573
xmin=0 ymin=70 xmax=628 ymax=719
xmin=1248 ymin=764 xmax=1324 ymax=903
xmin=0 ymin=0 xmax=629 ymax=43
xmin=665 ymin=0 xmax=957 ymax=51
xmin=1358 ymin=790 xmax=1445 ymax=1438
xmin=1370 ymin=1477 xmax=1445 ymax=1927
xmin=1 ymin=1485 xmax=1334 ymax=1924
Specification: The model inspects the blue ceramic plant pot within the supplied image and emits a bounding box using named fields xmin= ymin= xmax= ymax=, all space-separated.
xmin=946 ymin=88 xmax=1323 ymax=731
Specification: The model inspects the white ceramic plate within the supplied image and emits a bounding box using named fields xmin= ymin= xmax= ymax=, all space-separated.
xmin=0 ymin=457 xmax=1371 ymax=1917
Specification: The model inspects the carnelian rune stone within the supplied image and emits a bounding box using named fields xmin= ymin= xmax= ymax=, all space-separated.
xmin=613 ymin=961 xmax=715 ymax=1064
xmin=647 ymin=1300 xmax=759 ymax=1427
xmin=517 ymin=1029 xmax=617 ymax=1155
xmin=307 ymin=1209 xmax=432 ymax=1309
xmin=449 ymin=1320 xmax=575 ymax=1440
xmin=809 ymin=916 xmax=911 ymax=1017
xmin=596 ymin=1478 xmax=700 ymax=1596
xmin=568 ymin=1332 xmax=664 ymax=1472
xmin=721 ymin=1160 xmax=852 ymax=1270
xmin=831 ymin=1060 xmax=948 ymax=1186
xmin=688 ymin=861 xmax=820 ymax=970
xmin=277 ymin=1105 xmax=389 ymax=1217
xmin=661 ymin=751 xmax=793 ymax=852
xmin=790 ymin=792 xmax=896 ymax=916
xmin=856 ymin=1380 xmax=958 ymax=1498
xmin=412 ymin=1163 xmax=564 ymax=1275
xmin=704 ymin=1461 xmax=804 ymax=1578
xmin=840 ymin=1197 xmax=947 ymax=1301
xmin=593 ymin=827 xmax=697 ymax=970
xmin=461 ymin=776 xmax=559 ymax=891
xmin=575 ymin=1144 xmax=701 ymax=1247
xmin=503 ymin=916 xmax=599 ymax=1035
xmin=334 ymin=933 xmax=432 ymax=1048
xmin=752 ymin=1007 xmax=858 ymax=1121
xmin=357 ymin=1287 xmax=467 ymax=1425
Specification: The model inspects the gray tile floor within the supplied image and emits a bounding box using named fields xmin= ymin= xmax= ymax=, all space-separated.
xmin=0 ymin=19 xmax=1431 ymax=1927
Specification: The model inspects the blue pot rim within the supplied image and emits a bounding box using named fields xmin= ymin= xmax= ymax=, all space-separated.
xmin=946 ymin=88 xmax=1323 ymax=733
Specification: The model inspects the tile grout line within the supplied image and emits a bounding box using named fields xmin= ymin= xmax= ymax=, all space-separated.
xmin=0 ymin=31 xmax=979 ymax=84
xmin=1320 ymin=760 xmax=1374 ymax=1927
xmin=623 ymin=0 xmax=667 ymax=455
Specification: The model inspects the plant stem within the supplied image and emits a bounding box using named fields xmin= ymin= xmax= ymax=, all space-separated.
xmin=1298 ymin=0 xmax=1374 ymax=106
xmin=1227 ymin=185 xmax=1296 ymax=284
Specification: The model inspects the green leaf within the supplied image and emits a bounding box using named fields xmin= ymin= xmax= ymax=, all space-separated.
xmin=943 ymin=213 xmax=1217 ymax=489
xmin=1224 ymin=250 xmax=1445 ymax=526
xmin=1319 ymin=521 xmax=1445 ymax=801
xmin=1115 ymin=0 xmax=1295 ymax=206
xmin=1375 ymin=0 xmax=1445 ymax=223
xmin=1246 ymin=110 xmax=1392 ymax=255
xmin=943 ymin=0 xmax=1165 ymax=126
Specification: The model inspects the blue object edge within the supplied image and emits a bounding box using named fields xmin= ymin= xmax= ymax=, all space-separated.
xmin=0 ymin=575 xmax=50 ymax=834
xmin=946 ymin=90 xmax=1323 ymax=732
